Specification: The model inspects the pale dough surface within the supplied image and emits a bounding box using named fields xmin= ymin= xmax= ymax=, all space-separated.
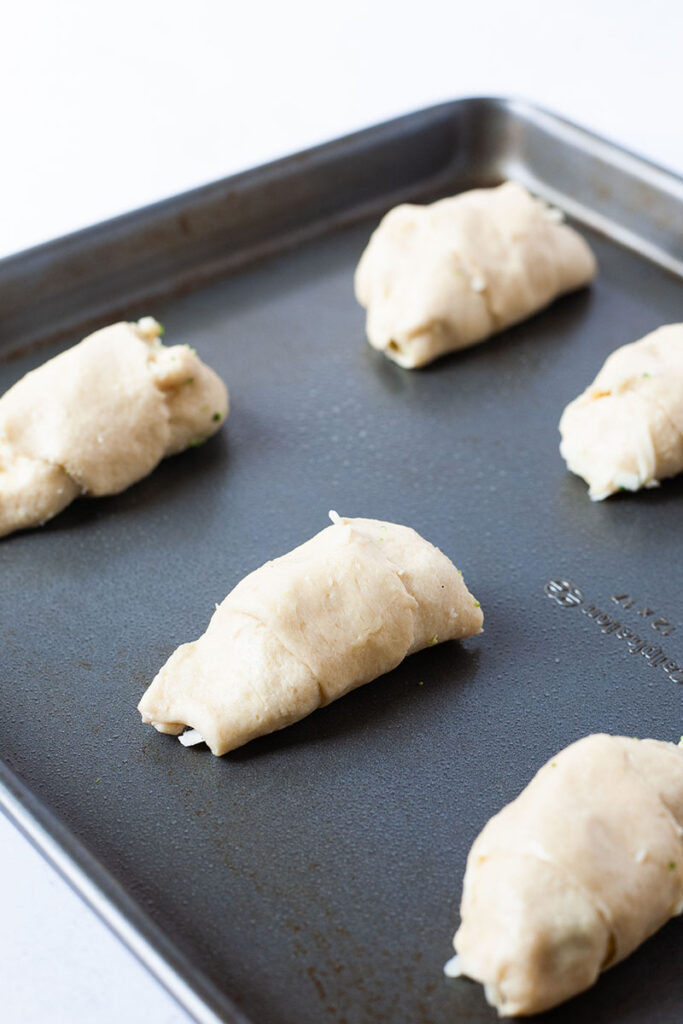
xmin=354 ymin=181 xmax=597 ymax=368
xmin=138 ymin=513 xmax=483 ymax=755
xmin=450 ymin=734 xmax=683 ymax=1017
xmin=559 ymin=323 xmax=683 ymax=499
xmin=0 ymin=318 xmax=228 ymax=537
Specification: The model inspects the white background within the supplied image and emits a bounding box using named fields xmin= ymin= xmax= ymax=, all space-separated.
xmin=1 ymin=2 xmax=681 ymax=1021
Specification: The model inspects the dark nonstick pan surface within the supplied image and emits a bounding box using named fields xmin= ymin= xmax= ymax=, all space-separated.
xmin=1 ymin=99 xmax=681 ymax=1023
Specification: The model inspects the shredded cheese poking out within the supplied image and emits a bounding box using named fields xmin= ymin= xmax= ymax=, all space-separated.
xmin=328 ymin=509 xmax=341 ymax=525
xmin=444 ymin=955 xmax=462 ymax=978
xmin=178 ymin=728 xmax=204 ymax=747
xmin=136 ymin=316 xmax=162 ymax=340
xmin=543 ymin=205 xmax=565 ymax=223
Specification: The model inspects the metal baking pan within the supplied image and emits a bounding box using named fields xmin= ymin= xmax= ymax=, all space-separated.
xmin=1 ymin=98 xmax=682 ymax=1024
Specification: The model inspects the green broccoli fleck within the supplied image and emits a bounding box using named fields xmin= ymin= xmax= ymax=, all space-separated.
xmin=184 ymin=376 xmax=195 ymax=385
xmin=212 ymin=412 xmax=221 ymax=422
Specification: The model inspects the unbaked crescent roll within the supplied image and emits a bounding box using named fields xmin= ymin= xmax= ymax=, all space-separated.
xmin=0 ymin=318 xmax=228 ymax=537
xmin=354 ymin=181 xmax=597 ymax=368
xmin=138 ymin=512 xmax=483 ymax=755
xmin=559 ymin=323 xmax=683 ymax=499
xmin=447 ymin=734 xmax=683 ymax=1016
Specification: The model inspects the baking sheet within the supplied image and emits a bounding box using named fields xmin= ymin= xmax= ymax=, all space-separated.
xmin=1 ymin=99 xmax=682 ymax=1024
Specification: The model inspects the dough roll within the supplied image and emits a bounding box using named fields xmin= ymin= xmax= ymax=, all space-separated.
xmin=138 ymin=513 xmax=483 ymax=756
xmin=354 ymin=181 xmax=597 ymax=369
xmin=0 ymin=318 xmax=228 ymax=537
xmin=559 ymin=323 xmax=683 ymax=499
xmin=447 ymin=734 xmax=683 ymax=1016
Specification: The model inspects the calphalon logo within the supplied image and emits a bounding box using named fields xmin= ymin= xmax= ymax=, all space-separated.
xmin=544 ymin=579 xmax=683 ymax=685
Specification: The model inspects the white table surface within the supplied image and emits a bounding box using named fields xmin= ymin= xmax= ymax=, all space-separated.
xmin=1 ymin=2 xmax=681 ymax=1021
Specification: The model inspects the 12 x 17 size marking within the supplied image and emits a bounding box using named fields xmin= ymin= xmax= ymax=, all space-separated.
xmin=544 ymin=579 xmax=683 ymax=685
xmin=611 ymin=593 xmax=676 ymax=636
